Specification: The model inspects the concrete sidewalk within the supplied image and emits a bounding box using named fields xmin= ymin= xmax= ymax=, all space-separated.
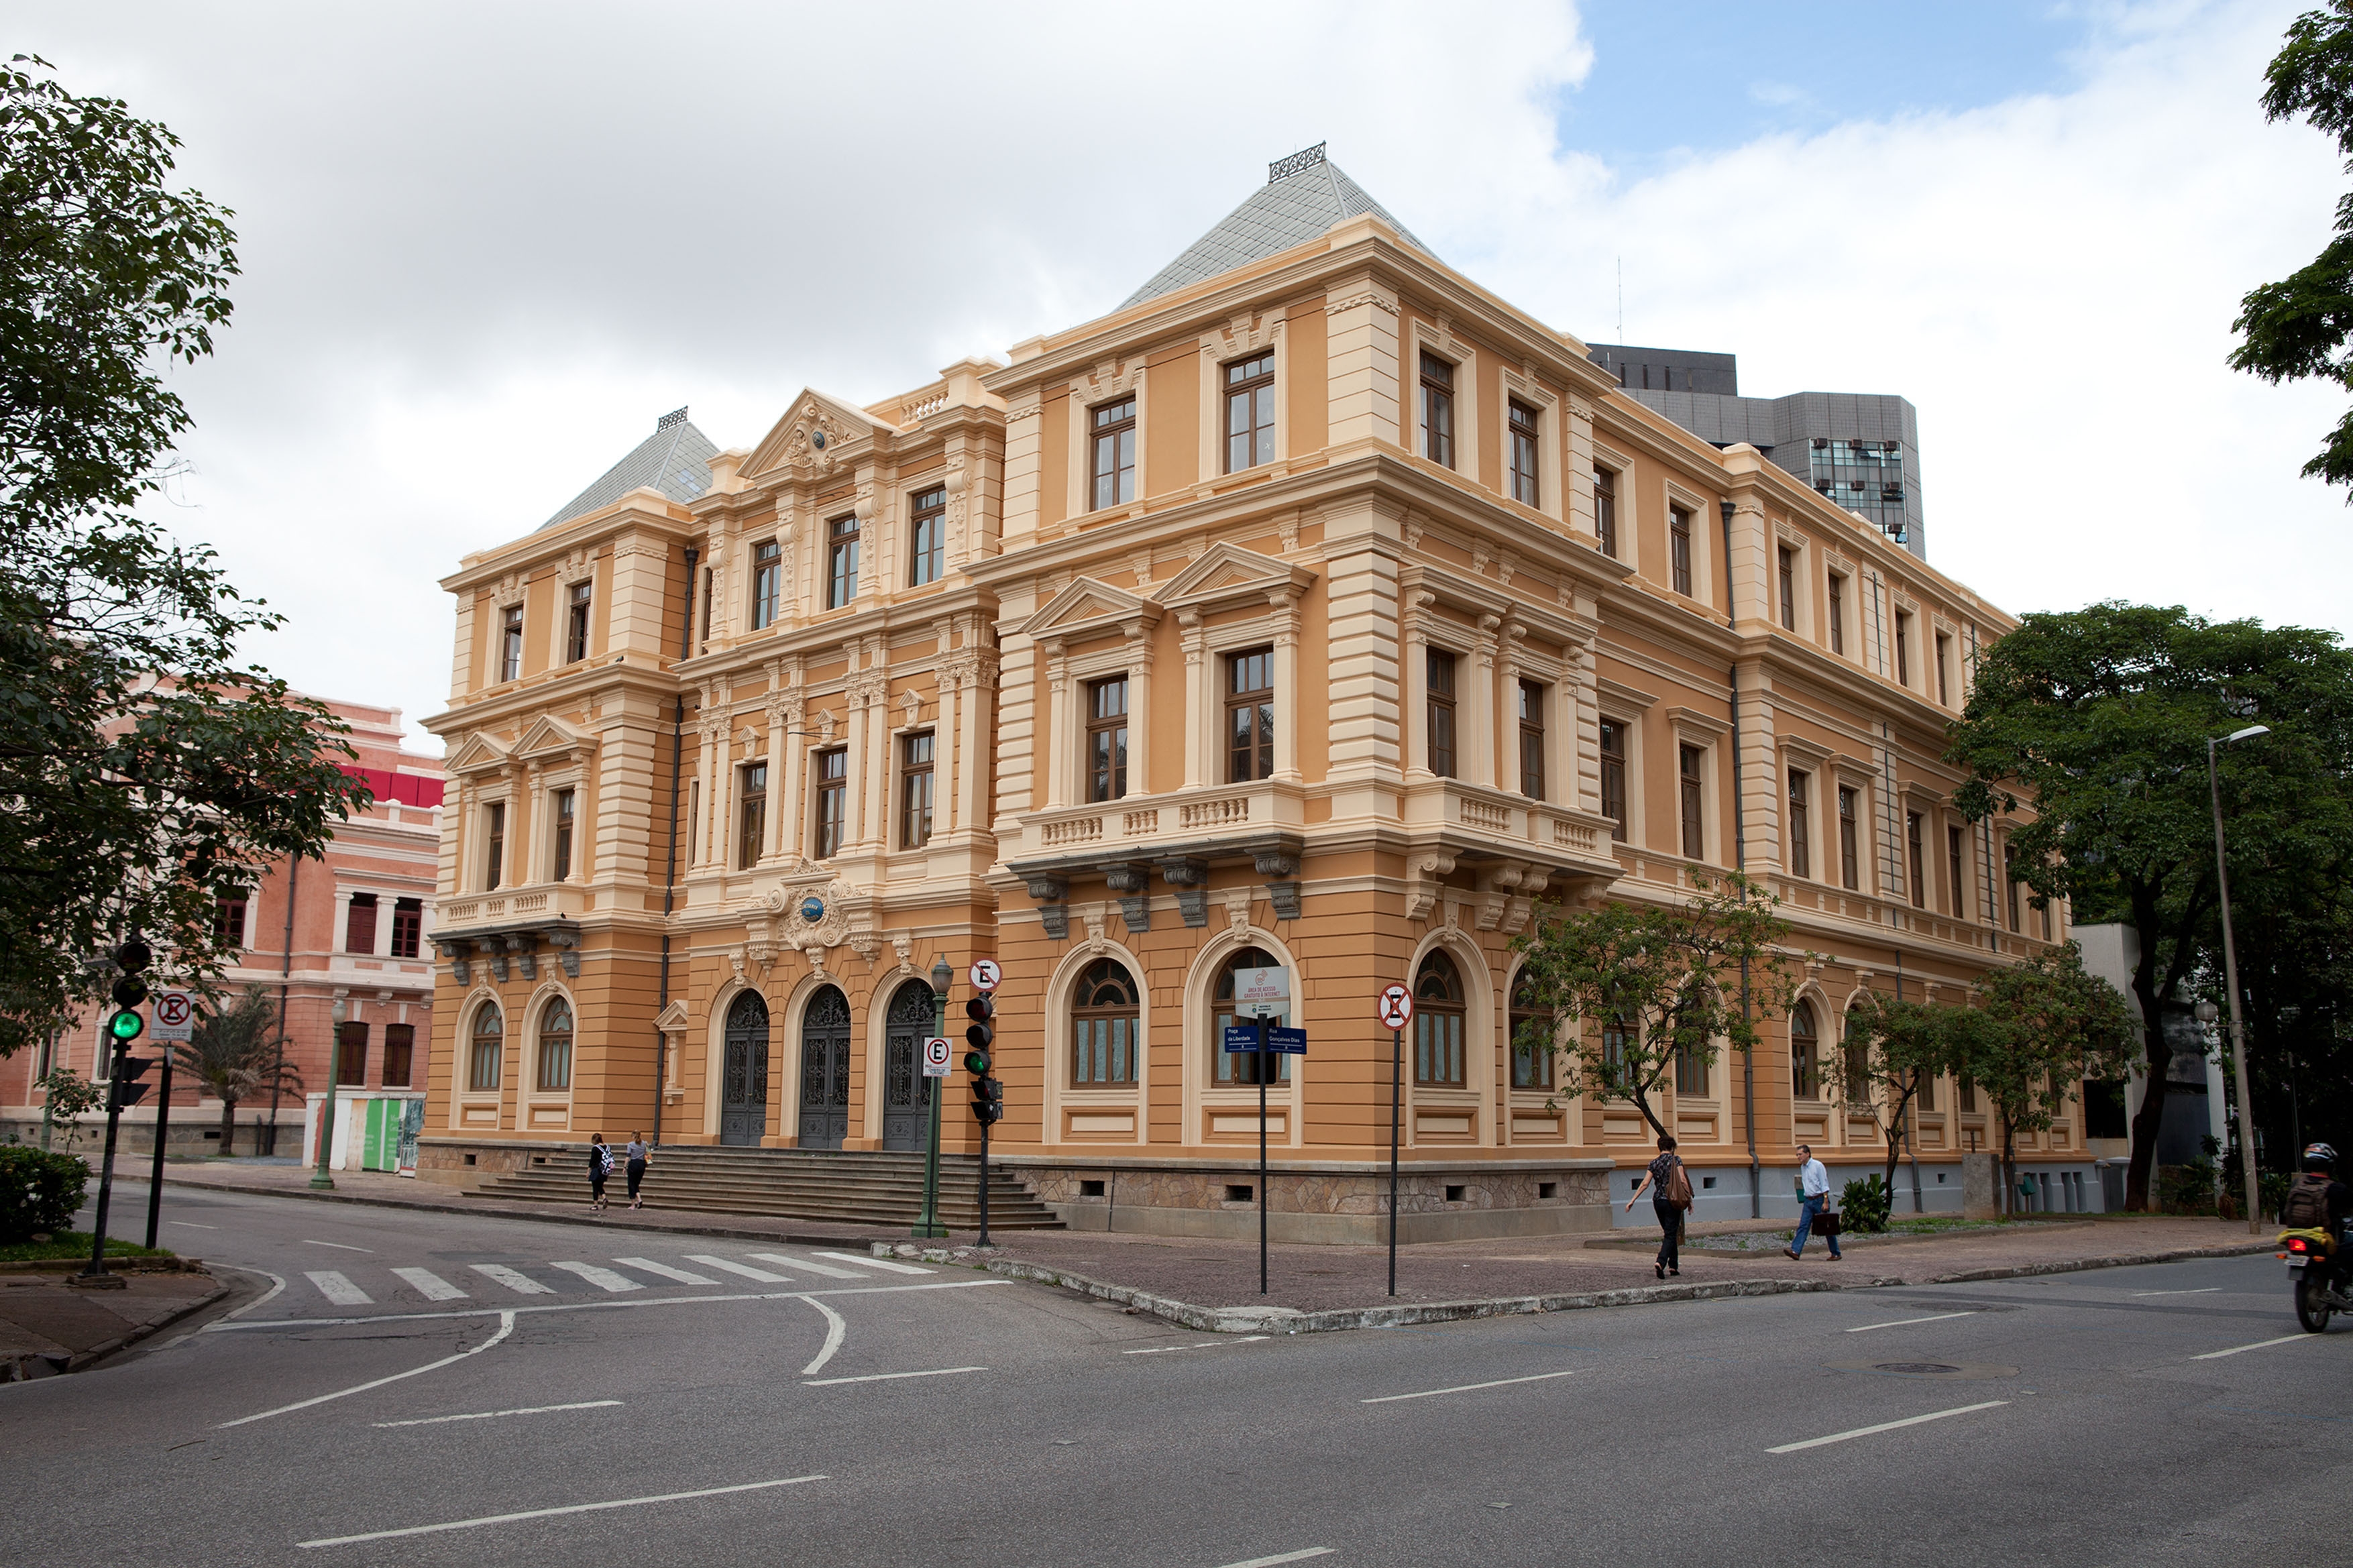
xmin=0 ymin=1261 xmax=223 ymax=1380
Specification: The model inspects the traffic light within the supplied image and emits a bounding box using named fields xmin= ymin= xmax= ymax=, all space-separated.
xmin=107 ymin=1008 xmax=145 ymax=1044
xmin=109 ymin=936 xmax=150 ymax=1015
xmin=112 ymin=1053 xmax=156 ymax=1110
xmin=972 ymin=1076 xmax=1003 ymax=1126
xmin=963 ymin=995 xmax=1002 ymax=1125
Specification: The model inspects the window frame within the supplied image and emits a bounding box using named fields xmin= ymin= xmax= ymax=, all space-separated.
xmin=335 ymin=1021 xmax=368 ymax=1088
xmin=1826 ymin=571 xmax=1847 ymax=656
xmin=1425 ymin=648 xmax=1458 ymax=779
xmin=213 ymin=895 xmax=249 ymax=953
xmin=382 ymin=1023 xmax=415 ymax=1088
xmin=1517 ymin=678 xmax=1545 ymax=800
xmin=1790 ymin=1002 xmax=1820 ymax=1101
xmin=825 ymin=514 xmax=861 ymax=610
xmin=898 ymin=731 xmax=934 ymax=850
xmin=1895 ymin=608 xmax=1914 ymax=688
xmin=1599 ymin=719 xmax=1629 ymax=843
xmin=1935 ymin=631 xmax=1953 ymax=706
xmin=1669 ymin=506 xmax=1694 ymax=597
xmin=468 ymin=1005 xmax=503 ymax=1093
xmin=1906 ymin=810 xmax=1926 ymax=909
xmin=1507 ymin=399 xmax=1541 ymax=505
xmin=1947 ymin=822 xmax=1968 ymax=918
xmin=537 ymin=997 xmax=573 ymax=1092
xmin=908 ymin=486 xmax=946 ymax=587
xmin=498 ymin=605 xmax=523 ymax=683
xmin=1211 ymin=946 xmax=1293 ymax=1086
xmin=1777 ymin=547 xmax=1797 ymax=631
xmin=484 ymin=801 xmax=506 ymax=891
xmin=1090 ymin=396 xmax=1138 ymax=510
xmin=1678 ymin=743 xmax=1706 ymax=860
xmin=1788 ymin=769 xmax=1811 ymax=879
xmin=551 ymin=787 xmax=576 ymax=882
xmin=565 ymin=579 xmax=592 ymax=663
xmin=1411 ymin=950 xmax=1467 ymax=1089
xmin=1085 ymin=676 xmax=1129 ymax=803
xmin=1225 ymin=647 xmax=1275 ymax=784
xmin=390 ymin=897 xmax=423 ymax=959
xmin=811 ymin=747 xmax=848 ymax=860
xmin=1592 ymin=465 xmax=1618 ymax=557
xmin=750 ymin=539 xmax=781 ymax=630
xmin=1070 ymin=957 xmax=1141 ymax=1086
xmin=736 ymin=761 xmax=767 ymax=870
xmin=1509 ymin=969 xmax=1553 ymax=1090
xmin=1837 ymin=785 xmax=1860 ymax=891
xmin=1418 ymin=351 xmax=1456 ymax=469
xmin=1223 ymin=353 xmax=1276 ymax=475
xmin=344 ymin=892 xmax=378 ymax=955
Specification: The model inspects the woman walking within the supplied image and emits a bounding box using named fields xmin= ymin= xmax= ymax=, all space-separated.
xmin=588 ymin=1133 xmax=611 ymax=1212
xmin=1625 ymin=1134 xmax=1692 ymax=1278
xmin=624 ymin=1131 xmax=650 ymax=1211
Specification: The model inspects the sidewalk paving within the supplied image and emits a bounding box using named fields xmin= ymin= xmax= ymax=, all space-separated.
xmin=0 ymin=1264 xmax=223 ymax=1380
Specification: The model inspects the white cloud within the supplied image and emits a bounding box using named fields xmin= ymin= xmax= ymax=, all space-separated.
xmin=3 ymin=0 xmax=2336 ymax=749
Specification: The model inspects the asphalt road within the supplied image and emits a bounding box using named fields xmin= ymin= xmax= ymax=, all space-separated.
xmin=5 ymin=1182 xmax=2344 ymax=1566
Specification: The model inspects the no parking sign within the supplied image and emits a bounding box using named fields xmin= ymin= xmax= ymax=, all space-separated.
xmin=152 ymin=990 xmax=195 ymax=1043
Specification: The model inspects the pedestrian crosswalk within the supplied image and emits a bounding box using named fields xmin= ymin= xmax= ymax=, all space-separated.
xmin=286 ymin=1248 xmax=934 ymax=1308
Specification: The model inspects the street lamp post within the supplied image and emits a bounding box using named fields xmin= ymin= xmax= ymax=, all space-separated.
xmin=915 ymin=955 xmax=951 ymax=1240
xmin=2207 ymin=724 xmax=2268 ymax=1235
xmin=312 ymin=993 xmax=345 ymax=1190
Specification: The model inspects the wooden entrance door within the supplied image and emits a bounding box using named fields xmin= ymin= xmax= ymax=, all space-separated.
xmin=881 ymin=980 xmax=934 ymax=1152
xmin=720 ymin=991 xmax=770 ymax=1146
xmin=798 ymin=987 xmax=851 ymax=1150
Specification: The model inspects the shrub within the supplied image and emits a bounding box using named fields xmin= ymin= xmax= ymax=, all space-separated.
xmin=0 ymin=1147 xmax=91 ymax=1242
xmin=2261 ymin=1169 xmax=2295 ymax=1223
xmin=2155 ymin=1160 xmax=2219 ymax=1215
xmin=1841 ymin=1174 xmax=1893 ymax=1233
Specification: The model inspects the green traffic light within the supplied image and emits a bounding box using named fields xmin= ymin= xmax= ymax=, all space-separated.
xmin=108 ymin=1009 xmax=144 ymax=1042
xmin=964 ymin=1051 xmax=989 ymax=1076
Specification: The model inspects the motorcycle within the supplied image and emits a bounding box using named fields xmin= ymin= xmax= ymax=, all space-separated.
xmin=2283 ymin=1228 xmax=2350 ymax=1332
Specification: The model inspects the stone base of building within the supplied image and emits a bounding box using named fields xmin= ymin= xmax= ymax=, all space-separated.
xmin=1 ymin=1109 xmax=307 ymax=1160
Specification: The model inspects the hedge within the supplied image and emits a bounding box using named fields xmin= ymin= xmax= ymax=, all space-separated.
xmin=0 ymin=1147 xmax=92 ymax=1242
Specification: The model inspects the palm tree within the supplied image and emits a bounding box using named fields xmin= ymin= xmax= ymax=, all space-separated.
xmin=175 ymin=986 xmax=302 ymax=1156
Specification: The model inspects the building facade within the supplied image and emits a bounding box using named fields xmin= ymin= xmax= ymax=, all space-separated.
xmin=420 ymin=147 xmax=2085 ymax=1237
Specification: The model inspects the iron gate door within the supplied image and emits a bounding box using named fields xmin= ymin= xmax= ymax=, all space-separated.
xmin=798 ymin=987 xmax=851 ymax=1150
xmin=880 ymin=980 xmax=934 ymax=1152
xmin=720 ymin=991 xmax=769 ymax=1146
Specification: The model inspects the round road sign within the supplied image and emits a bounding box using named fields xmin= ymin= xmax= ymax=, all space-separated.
xmin=922 ymin=1035 xmax=952 ymax=1076
xmin=1376 ymin=983 xmax=1415 ymax=1030
xmin=969 ymin=958 xmax=1002 ymax=993
xmin=155 ymin=992 xmax=193 ymax=1029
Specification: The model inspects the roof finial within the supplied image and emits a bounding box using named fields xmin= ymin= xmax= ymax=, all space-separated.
xmin=1268 ymin=143 xmax=1326 ymax=184
xmin=656 ymin=406 xmax=689 ymax=430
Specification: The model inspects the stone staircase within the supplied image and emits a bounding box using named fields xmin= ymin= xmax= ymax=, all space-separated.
xmin=471 ymin=1145 xmax=1064 ymax=1232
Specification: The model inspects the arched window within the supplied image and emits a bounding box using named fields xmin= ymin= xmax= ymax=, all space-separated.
xmin=1212 ymin=946 xmax=1291 ymax=1086
xmin=536 ymin=998 xmax=573 ymax=1091
xmin=1071 ymin=958 xmax=1140 ymax=1085
xmin=468 ymin=1004 xmax=503 ymax=1092
xmin=1413 ymin=950 xmax=1466 ymax=1088
xmin=1841 ymin=1011 xmax=1871 ymax=1103
xmin=1790 ymin=1001 xmax=1820 ymax=1101
xmin=1509 ymin=969 xmax=1551 ymax=1089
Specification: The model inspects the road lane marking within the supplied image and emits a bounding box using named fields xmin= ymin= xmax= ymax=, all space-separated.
xmin=1362 ymin=1369 xmax=1581 ymax=1404
xmin=1845 ymin=1312 xmax=1977 ymax=1333
xmin=470 ymin=1265 xmax=555 ymax=1296
xmin=219 ymin=1312 xmax=517 ymax=1429
xmin=372 ymin=1400 xmax=621 ymax=1429
xmin=295 ymin=1473 xmax=826 ymax=1547
xmin=804 ymin=1365 xmax=984 ymax=1386
xmin=2191 ymin=1333 xmax=2323 ymax=1361
xmin=551 ymin=1262 xmax=643 ymax=1294
xmin=1211 ymin=1549 xmax=1335 ymax=1568
xmin=219 ymin=1270 xmax=287 ymax=1322
xmin=167 ymin=1221 xmax=219 ymax=1230
xmin=615 ymin=1257 xmax=719 ymax=1286
xmin=205 ymin=1276 xmax=1012 ymax=1331
xmin=305 ymin=1272 xmax=373 ymax=1306
xmin=302 ymin=1240 xmax=373 ymax=1253
xmin=1766 ymin=1400 xmax=2009 ymax=1453
xmin=390 ymin=1269 xmax=468 ymax=1302
xmin=751 ymin=1251 xmax=864 ymax=1279
xmin=1125 ymin=1337 xmax=1271 ymax=1355
xmin=799 ymin=1296 xmax=847 ymax=1377
xmin=2132 ymin=1288 xmax=2222 ymax=1297
xmin=816 ymin=1251 xmax=932 ymax=1274
xmin=687 ymin=1255 xmax=794 ymax=1283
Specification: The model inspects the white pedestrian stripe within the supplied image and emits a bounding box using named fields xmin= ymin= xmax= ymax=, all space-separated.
xmin=614 ymin=1257 xmax=719 ymax=1286
xmin=305 ymin=1271 xmax=372 ymax=1306
xmin=1767 ymin=1400 xmax=2010 ymax=1454
xmin=816 ymin=1251 xmax=932 ymax=1275
xmin=2191 ymin=1333 xmax=2322 ymax=1361
xmin=686 ymin=1254 xmax=794 ymax=1283
xmin=1845 ymin=1311 xmax=1977 ymax=1333
xmin=749 ymin=1251 xmax=863 ymax=1279
xmin=1212 ymin=1551 xmax=1335 ymax=1568
xmin=803 ymin=1365 xmax=985 ymax=1386
xmin=550 ymin=1262 xmax=644 ymax=1294
xmin=303 ymin=1239 xmax=374 ymax=1253
xmin=1124 ymin=1337 xmax=1270 ymax=1355
xmin=1362 ymin=1369 xmax=1580 ymax=1404
xmin=470 ymin=1264 xmax=555 ymax=1296
xmin=373 ymin=1400 xmax=621 ymax=1429
xmin=390 ymin=1268 xmax=468 ymax=1302
xmin=2132 ymin=1287 xmax=2223 ymax=1297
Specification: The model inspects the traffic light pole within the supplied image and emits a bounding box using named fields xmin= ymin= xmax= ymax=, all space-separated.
xmin=1388 ymin=1025 xmax=1402 ymax=1298
xmin=1258 ymin=1013 xmax=1270 ymax=1296
xmin=80 ymin=1040 xmax=129 ymax=1285
xmin=977 ymin=1103 xmax=991 ymax=1248
xmin=144 ymin=1049 xmax=173 ymax=1251
xmin=915 ymin=971 xmax=946 ymax=1240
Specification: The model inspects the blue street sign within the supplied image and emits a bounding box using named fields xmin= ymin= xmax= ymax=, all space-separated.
xmin=1223 ymin=1025 xmax=1306 ymax=1054
xmin=1221 ymin=1025 xmax=1260 ymax=1054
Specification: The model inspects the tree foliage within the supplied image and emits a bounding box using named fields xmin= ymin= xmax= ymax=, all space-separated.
xmin=1837 ymin=991 xmax=1969 ymax=1201
xmin=1966 ymin=944 xmax=2141 ymax=1213
xmin=2231 ymin=1 xmax=2353 ymax=494
xmin=174 ymin=985 xmax=298 ymax=1156
xmin=1511 ymin=873 xmax=1806 ymax=1141
xmin=0 ymin=56 xmax=368 ymax=1055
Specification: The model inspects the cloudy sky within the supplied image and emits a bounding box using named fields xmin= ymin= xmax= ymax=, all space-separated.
xmin=7 ymin=0 xmax=2340 ymax=750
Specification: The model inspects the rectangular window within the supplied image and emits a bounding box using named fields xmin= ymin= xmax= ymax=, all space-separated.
xmin=391 ymin=898 xmax=422 ymax=959
xmin=1425 ymin=649 xmax=1457 ymax=779
xmin=552 ymin=787 xmax=576 ymax=881
xmin=214 ymin=895 xmax=248 ymax=952
xmin=335 ymin=1021 xmax=368 ymax=1087
xmin=1678 ymin=744 xmax=1705 ymax=860
xmin=1669 ymin=506 xmax=1694 ymax=597
xmin=499 ymin=606 xmax=523 ymax=682
xmin=382 ymin=1023 xmax=414 ymax=1088
xmin=812 ymin=748 xmax=848 ymax=859
xmin=1793 ymin=1033 xmax=1820 ymax=1101
xmin=826 ymin=514 xmax=860 ymax=610
xmin=700 ymin=566 xmax=714 ymax=640
xmin=1225 ymin=647 xmax=1274 ymax=783
xmin=2006 ymin=845 xmax=2022 ymax=932
xmin=1091 ymin=396 xmax=1136 ymax=509
xmin=484 ymin=802 xmax=506 ymax=891
xmin=899 ymin=732 xmax=934 ymax=850
xmin=1086 ymin=677 xmax=1129 ymax=803
xmin=470 ymin=1024 xmax=500 ymax=1092
xmin=1675 ymin=1040 xmax=1708 ymax=1098
xmin=750 ymin=540 xmax=780 ymax=630
xmin=1788 ymin=770 xmax=1811 ymax=879
xmin=344 ymin=893 xmax=378 ymax=954
xmin=1827 ymin=573 xmax=1847 ymax=655
xmin=1224 ymin=353 xmax=1276 ymax=473
xmin=1517 ymin=679 xmax=1546 ymax=799
xmin=1947 ymin=824 xmax=1967 ymax=918
xmin=1896 ymin=610 xmax=1913 ymax=687
xmin=1960 ymin=1076 xmax=1978 ymax=1114
xmin=565 ymin=580 xmax=592 ymax=663
xmin=1600 ymin=720 xmax=1627 ymax=842
xmin=1837 ymin=787 xmax=1859 ymax=891
xmin=908 ymin=486 xmax=946 ymax=587
xmin=1915 ymin=1068 xmax=1936 ymax=1113
xmin=1777 ymin=547 xmax=1797 ymax=631
xmin=1907 ymin=811 xmax=1926 ymax=909
xmin=1508 ymin=400 xmax=1540 ymax=504
xmin=1593 ymin=465 xmax=1618 ymax=557
xmin=737 ymin=762 xmax=767 ymax=870
xmin=1419 ymin=351 xmax=1454 ymax=468
xmin=1936 ymin=632 xmax=1953 ymax=706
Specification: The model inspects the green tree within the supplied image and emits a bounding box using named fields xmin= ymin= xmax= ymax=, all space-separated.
xmin=1967 ymin=945 xmax=2142 ymax=1214
xmin=1511 ymin=873 xmax=1805 ymax=1142
xmin=1837 ymin=991 xmax=1969 ymax=1203
xmin=2230 ymin=1 xmax=2353 ymax=494
xmin=32 ymin=1066 xmax=102 ymax=1153
xmin=1944 ymin=602 xmax=2353 ymax=1210
xmin=0 ymin=56 xmax=368 ymax=1054
xmin=174 ymin=985 xmax=298 ymax=1156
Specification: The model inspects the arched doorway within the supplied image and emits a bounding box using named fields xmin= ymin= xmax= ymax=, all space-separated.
xmin=798 ymin=987 xmax=851 ymax=1150
xmin=720 ymin=991 xmax=769 ymax=1146
xmin=881 ymin=980 xmax=936 ymax=1151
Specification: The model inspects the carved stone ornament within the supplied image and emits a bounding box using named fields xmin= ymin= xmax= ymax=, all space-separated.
xmin=763 ymin=880 xmax=858 ymax=951
xmin=1105 ymin=862 xmax=1152 ymax=935
xmin=1220 ymin=887 xmax=1254 ymax=934
xmin=1158 ymin=858 xmax=1209 ymax=928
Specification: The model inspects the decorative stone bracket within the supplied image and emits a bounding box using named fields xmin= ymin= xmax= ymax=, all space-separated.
xmin=1104 ymin=862 xmax=1152 ymax=934
xmin=1254 ymin=846 xmax=1302 ymax=921
xmin=1026 ymin=874 xmax=1070 ymax=940
xmin=1158 ymin=858 xmax=1209 ymax=928
xmin=1405 ymin=853 xmax=1458 ymax=923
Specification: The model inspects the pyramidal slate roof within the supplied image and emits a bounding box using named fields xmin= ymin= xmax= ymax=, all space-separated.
xmin=1120 ymin=144 xmax=1439 ymax=311
xmin=542 ymin=408 xmax=719 ymax=530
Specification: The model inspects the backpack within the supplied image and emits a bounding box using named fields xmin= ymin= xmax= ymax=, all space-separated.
xmin=1662 ymin=1157 xmax=1694 ymax=1211
xmin=2283 ymin=1172 xmax=2334 ymax=1229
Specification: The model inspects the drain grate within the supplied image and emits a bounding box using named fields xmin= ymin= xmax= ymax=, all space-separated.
xmin=1875 ymin=1362 xmax=1962 ymax=1375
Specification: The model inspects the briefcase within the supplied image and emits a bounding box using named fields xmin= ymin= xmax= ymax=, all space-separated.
xmin=1816 ymin=1209 xmax=1843 ymax=1238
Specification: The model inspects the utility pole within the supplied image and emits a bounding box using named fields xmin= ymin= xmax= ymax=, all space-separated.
xmin=2208 ymin=725 xmax=2270 ymax=1235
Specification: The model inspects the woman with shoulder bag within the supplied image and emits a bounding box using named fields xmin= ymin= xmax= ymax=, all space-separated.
xmin=587 ymin=1133 xmax=611 ymax=1213
xmin=1625 ymin=1135 xmax=1694 ymax=1278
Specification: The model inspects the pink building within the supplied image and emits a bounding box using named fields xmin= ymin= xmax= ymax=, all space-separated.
xmin=1 ymin=697 xmax=445 ymax=1163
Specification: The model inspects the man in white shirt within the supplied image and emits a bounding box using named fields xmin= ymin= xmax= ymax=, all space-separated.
xmin=1786 ymin=1144 xmax=1843 ymax=1261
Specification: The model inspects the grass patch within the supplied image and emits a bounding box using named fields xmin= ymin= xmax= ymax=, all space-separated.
xmin=0 ymin=1231 xmax=174 ymax=1264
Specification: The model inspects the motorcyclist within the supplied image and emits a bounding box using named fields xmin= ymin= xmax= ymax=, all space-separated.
xmin=2278 ymin=1143 xmax=2352 ymax=1292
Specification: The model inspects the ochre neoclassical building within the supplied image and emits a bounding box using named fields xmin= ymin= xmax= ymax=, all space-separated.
xmin=419 ymin=148 xmax=2087 ymax=1238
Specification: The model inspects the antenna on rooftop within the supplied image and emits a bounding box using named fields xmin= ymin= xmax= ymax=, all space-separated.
xmin=1617 ymin=258 xmax=1623 ymax=343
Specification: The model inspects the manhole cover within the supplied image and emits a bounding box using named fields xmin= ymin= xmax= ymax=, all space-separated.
xmin=1826 ymin=1359 xmax=2018 ymax=1380
xmin=1875 ymin=1362 xmax=1961 ymax=1375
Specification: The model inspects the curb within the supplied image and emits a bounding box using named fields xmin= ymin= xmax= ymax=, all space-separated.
xmin=1920 ymin=1241 xmax=2279 ymax=1284
xmin=64 ymin=1281 xmax=230 ymax=1373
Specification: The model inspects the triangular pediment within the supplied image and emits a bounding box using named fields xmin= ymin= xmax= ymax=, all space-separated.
xmin=1018 ymin=576 xmax=1161 ymax=642
xmin=1157 ymin=542 xmax=1317 ymax=613
xmin=655 ymin=999 xmax=690 ymax=1033
xmin=445 ymin=732 xmax=512 ymax=778
xmin=744 ymin=390 xmax=884 ymax=480
xmin=514 ymin=714 xmax=594 ymax=763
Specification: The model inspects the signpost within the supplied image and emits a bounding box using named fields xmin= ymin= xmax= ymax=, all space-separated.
xmin=922 ymin=1036 xmax=951 ymax=1078
xmin=1376 ymin=983 xmax=1415 ymax=1297
xmin=1223 ymin=968 xmax=1293 ymax=1294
